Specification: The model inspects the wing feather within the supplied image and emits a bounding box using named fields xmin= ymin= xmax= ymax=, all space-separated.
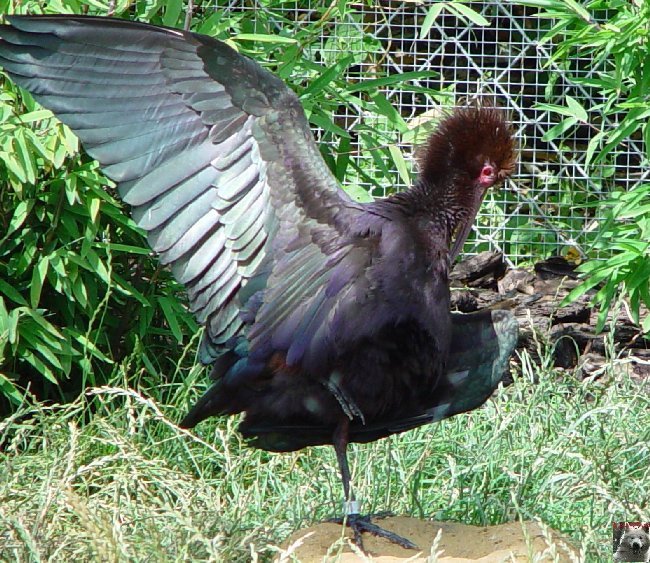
xmin=186 ymin=249 xmax=232 ymax=298
xmin=0 ymin=15 xmax=375 ymax=371
xmin=154 ymin=205 xmax=219 ymax=262
xmin=132 ymin=167 xmax=219 ymax=230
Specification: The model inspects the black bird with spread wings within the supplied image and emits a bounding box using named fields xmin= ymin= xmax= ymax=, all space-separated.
xmin=0 ymin=15 xmax=518 ymax=549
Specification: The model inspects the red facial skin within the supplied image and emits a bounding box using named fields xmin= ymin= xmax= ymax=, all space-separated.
xmin=478 ymin=162 xmax=497 ymax=188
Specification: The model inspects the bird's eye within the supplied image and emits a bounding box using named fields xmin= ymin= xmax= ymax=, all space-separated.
xmin=480 ymin=164 xmax=494 ymax=179
xmin=478 ymin=164 xmax=496 ymax=188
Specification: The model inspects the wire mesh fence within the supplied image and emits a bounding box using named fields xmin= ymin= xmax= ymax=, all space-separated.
xmin=217 ymin=0 xmax=647 ymax=264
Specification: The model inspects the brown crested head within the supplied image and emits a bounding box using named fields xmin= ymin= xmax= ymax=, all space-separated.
xmin=417 ymin=105 xmax=516 ymax=196
xmin=414 ymin=105 xmax=516 ymax=260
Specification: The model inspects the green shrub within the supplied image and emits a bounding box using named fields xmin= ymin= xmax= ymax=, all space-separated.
xmin=521 ymin=0 xmax=650 ymax=333
xmin=0 ymin=75 xmax=199 ymax=411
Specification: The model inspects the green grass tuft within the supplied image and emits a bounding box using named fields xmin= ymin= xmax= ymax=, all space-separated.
xmin=1 ymin=343 xmax=648 ymax=561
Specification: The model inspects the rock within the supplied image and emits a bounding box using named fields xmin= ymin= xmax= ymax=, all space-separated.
xmin=498 ymin=269 xmax=535 ymax=295
xmin=279 ymin=517 xmax=578 ymax=562
xmin=450 ymin=251 xmax=506 ymax=289
xmin=534 ymin=256 xmax=579 ymax=280
xmin=444 ymin=251 xmax=648 ymax=375
xmin=450 ymin=290 xmax=479 ymax=312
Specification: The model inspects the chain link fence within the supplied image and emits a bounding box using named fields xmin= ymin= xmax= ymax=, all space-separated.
xmin=219 ymin=1 xmax=647 ymax=264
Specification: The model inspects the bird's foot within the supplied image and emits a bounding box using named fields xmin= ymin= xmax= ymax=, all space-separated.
xmin=328 ymin=512 xmax=418 ymax=552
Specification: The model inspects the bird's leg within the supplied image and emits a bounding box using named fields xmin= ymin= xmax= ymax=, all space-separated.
xmin=329 ymin=419 xmax=418 ymax=552
xmin=333 ymin=419 xmax=361 ymax=518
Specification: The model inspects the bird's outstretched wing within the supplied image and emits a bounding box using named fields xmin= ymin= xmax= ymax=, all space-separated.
xmin=0 ymin=15 xmax=371 ymax=364
xmin=243 ymin=309 xmax=519 ymax=451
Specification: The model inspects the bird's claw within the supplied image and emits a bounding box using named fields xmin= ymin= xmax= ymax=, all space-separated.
xmin=328 ymin=513 xmax=419 ymax=552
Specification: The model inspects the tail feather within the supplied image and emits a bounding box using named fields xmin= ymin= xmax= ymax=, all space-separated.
xmin=179 ymin=383 xmax=224 ymax=429
xmin=179 ymin=350 xmax=238 ymax=428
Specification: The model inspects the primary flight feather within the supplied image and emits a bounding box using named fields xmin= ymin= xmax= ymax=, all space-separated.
xmin=0 ymin=15 xmax=518 ymax=549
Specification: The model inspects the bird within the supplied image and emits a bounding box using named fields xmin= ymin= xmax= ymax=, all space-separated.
xmin=0 ymin=15 xmax=518 ymax=550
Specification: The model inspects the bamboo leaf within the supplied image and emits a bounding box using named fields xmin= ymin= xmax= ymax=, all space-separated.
xmin=542 ymin=117 xmax=577 ymax=141
xmin=0 ymin=373 xmax=23 ymax=405
xmin=302 ymin=56 xmax=353 ymax=98
xmin=22 ymin=350 xmax=58 ymax=384
xmin=158 ymin=296 xmax=183 ymax=343
xmin=343 ymin=183 xmax=374 ymax=203
xmin=30 ymin=257 xmax=49 ymax=308
xmin=0 ymin=280 xmax=27 ymax=306
xmin=565 ymin=96 xmax=588 ymax=121
xmin=234 ymin=34 xmax=298 ymax=44
xmin=388 ymin=145 xmax=411 ymax=186
xmin=420 ymin=3 xmax=445 ymax=39
xmin=446 ymin=2 xmax=491 ymax=26
xmin=162 ymin=0 xmax=182 ymax=27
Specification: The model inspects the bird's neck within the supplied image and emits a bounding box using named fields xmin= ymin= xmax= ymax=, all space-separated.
xmin=384 ymin=179 xmax=466 ymax=243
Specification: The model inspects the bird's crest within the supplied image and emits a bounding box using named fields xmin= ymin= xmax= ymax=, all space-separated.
xmin=417 ymin=105 xmax=517 ymax=188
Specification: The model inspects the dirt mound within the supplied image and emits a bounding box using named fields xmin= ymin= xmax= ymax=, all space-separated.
xmin=280 ymin=517 xmax=578 ymax=562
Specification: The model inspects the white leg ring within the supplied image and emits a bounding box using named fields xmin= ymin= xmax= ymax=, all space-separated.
xmin=343 ymin=500 xmax=360 ymax=515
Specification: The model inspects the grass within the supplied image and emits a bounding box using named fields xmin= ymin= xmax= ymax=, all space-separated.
xmin=0 ymin=337 xmax=648 ymax=562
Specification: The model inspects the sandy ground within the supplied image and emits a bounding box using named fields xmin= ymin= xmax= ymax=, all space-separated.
xmin=280 ymin=517 xmax=579 ymax=562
